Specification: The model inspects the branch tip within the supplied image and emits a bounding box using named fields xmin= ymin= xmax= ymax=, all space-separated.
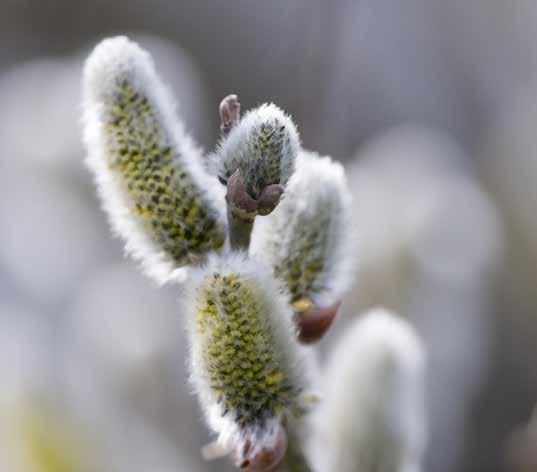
xmin=220 ymin=93 xmax=241 ymax=136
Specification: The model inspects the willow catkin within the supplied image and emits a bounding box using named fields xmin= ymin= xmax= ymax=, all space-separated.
xmin=212 ymin=103 xmax=299 ymax=200
xmin=251 ymin=150 xmax=355 ymax=309
xmin=83 ymin=36 xmax=226 ymax=284
xmin=184 ymin=254 xmax=304 ymax=461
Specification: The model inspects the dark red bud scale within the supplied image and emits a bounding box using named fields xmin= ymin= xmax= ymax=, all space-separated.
xmin=226 ymin=170 xmax=285 ymax=220
xmin=257 ymin=184 xmax=284 ymax=216
xmin=226 ymin=169 xmax=259 ymax=215
xmin=292 ymin=298 xmax=341 ymax=344
xmin=233 ymin=425 xmax=287 ymax=471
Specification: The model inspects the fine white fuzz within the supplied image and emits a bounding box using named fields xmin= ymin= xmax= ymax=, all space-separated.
xmin=308 ymin=308 xmax=427 ymax=472
xmin=250 ymin=150 xmax=355 ymax=308
xmin=212 ymin=103 xmax=300 ymax=199
xmin=83 ymin=36 xmax=226 ymax=284
xmin=183 ymin=252 xmax=304 ymax=457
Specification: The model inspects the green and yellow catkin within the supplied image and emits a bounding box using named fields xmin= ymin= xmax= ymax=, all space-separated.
xmin=185 ymin=254 xmax=302 ymax=457
xmin=104 ymin=81 xmax=223 ymax=259
xmin=83 ymin=36 xmax=226 ymax=283
xmin=197 ymin=273 xmax=293 ymax=425
xmin=213 ymin=104 xmax=299 ymax=200
xmin=250 ymin=150 xmax=355 ymax=309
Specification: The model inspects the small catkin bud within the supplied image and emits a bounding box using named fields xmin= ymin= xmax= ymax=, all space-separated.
xmin=307 ymin=309 xmax=427 ymax=472
xmin=184 ymin=254 xmax=303 ymax=467
xmin=213 ymin=103 xmax=299 ymax=203
xmin=250 ymin=150 xmax=355 ymax=339
xmin=83 ymin=36 xmax=226 ymax=284
xmin=219 ymin=94 xmax=241 ymax=136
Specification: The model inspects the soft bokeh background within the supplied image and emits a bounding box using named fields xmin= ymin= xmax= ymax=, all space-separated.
xmin=1 ymin=1 xmax=537 ymax=471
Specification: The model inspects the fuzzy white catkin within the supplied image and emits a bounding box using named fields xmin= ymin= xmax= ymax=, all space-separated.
xmin=183 ymin=253 xmax=304 ymax=455
xmin=307 ymin=308 xmax=427 ymax=472
xmin=212 ymin=103 xmax=300 ymax=198
xmin=250 ymin=150 xmax=355 ymax=308
xmin=82 ymin=36 xmax=226 ymax=285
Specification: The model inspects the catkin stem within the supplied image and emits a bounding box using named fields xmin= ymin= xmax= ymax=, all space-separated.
xmin=227 ymin=205 xmax=254 ymax=250
xmin=280 ymin=436 xmax=312 ymax=472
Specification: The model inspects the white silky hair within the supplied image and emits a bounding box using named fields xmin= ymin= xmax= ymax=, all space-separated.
xmin=307 ymin=308 xmax=427 ymax=472
xmin=181 ymin=252 xmax=305 ymax=454
xmin=82 ymin=36 xmax=226 ymax=285
xmin=211 ymin=103 xmax=300 ymax=193
xmin=250 ymin=149 xmax=356 ymax=307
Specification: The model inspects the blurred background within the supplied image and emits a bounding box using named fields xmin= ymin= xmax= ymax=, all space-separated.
xmin=0 ymin=1 xmax=536 ymax=471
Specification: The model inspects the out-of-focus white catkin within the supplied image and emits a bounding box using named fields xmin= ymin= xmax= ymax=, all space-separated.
xmin=308 ymin=308 xmax=427 ymax=472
